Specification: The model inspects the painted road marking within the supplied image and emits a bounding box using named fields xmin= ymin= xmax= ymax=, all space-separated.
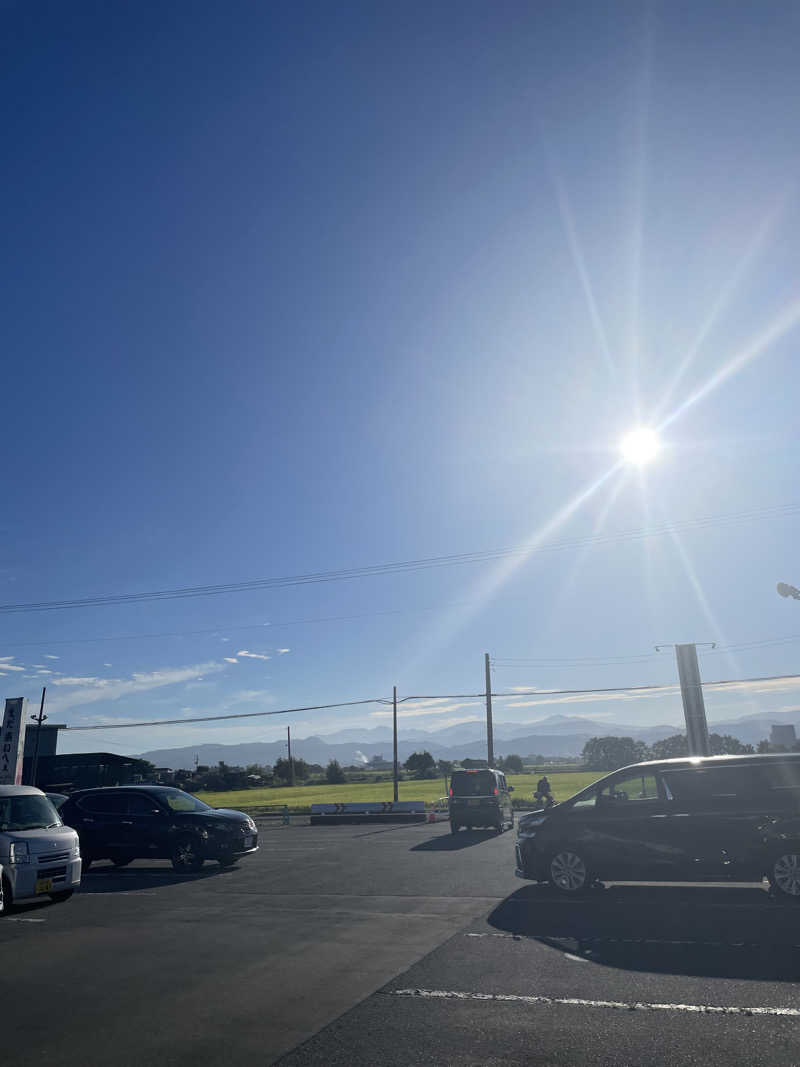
xmin=463 ymin=932 xmax=800 ymax=949
xmin=387 ymin=989 xmax=800 ymax=1017
xmin=2 ymin=916 xmax=45 ymax=923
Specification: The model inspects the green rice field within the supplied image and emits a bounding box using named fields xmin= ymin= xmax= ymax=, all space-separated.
xmin=199 ymin=770 xmax=604 ymax=812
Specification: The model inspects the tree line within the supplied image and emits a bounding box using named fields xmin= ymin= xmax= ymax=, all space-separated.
xmin=580 ymin=732 xmax=759 ymax=772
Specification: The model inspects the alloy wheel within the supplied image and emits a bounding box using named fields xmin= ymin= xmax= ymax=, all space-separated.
xmin=550 ymin=850 xmax=587 ymax=892
xmin=773 ymin=853 xmax=800 ymax=897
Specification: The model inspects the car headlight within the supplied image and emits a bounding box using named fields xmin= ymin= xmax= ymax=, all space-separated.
xmin=246 ymin=817 xmax=256 ymax=832
xmin=517 ymin=816 xmax=548 ymax=838
xmin=9 ymin=842 xmax=30 ymax=865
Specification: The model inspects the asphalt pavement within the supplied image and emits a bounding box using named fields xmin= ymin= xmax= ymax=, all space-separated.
xmin=2 ymin=817 xmax=800 ymax=1065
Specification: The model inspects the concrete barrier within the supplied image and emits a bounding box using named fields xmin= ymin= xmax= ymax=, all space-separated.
xmin=310 ymin=801 xmax=427 ymax=825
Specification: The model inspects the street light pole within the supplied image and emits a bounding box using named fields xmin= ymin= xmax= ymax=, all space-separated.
xmin=392 ymin=685 xmax=399 ymax=803
xmin=30 ymin=687 xmax=47 ymax=788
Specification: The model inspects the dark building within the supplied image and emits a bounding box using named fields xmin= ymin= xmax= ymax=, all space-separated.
xmin=23 ymin=723 xmax=66 ymax=761
xmin=23 ymin=752 xmax=153 ymax=792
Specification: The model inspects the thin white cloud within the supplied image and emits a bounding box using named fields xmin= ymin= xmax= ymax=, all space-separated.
xmin=236 ymin=650 xmax=271 ymax=661
xmin=276 ymin=648 xmax=291 ymax=655
xmin=220 ymin=637 xmax=231 ymax=643
xmin=32 ymin=664 xmax=48 ymax=669
xmin=103 ymin=663 xmax=112 ymax=668
xmin=371 ymin=701 xmax=482 ymax=720
xmin=36 ymin=669 xmax=53 ymax=675
xmin=44 ymin=654 xmax=59 ymax=660
xmin=223 ymin=657 xmax=238 ymax=664
xmin=1 ymin=665 xmax=25 ymax=672
xmin=0 ymin=656 xmax=16 ymax=663
xmin=46 ymin=661 xmax=226 ymax=716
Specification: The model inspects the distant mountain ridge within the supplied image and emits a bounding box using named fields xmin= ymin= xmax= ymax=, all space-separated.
xmin=138 ymin=707 xmax=800 ymax=769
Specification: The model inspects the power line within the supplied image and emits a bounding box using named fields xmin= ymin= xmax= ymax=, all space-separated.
xmin=2 ymin=501 xmax=797 ymax=616
xmin=57 ymin=671 xmax=800 ymax=734
xmin=64 ymin=698 xmax=384 ymax=732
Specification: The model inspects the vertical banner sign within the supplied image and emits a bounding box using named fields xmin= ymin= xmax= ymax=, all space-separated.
xmin=0 ymin=698 xmax=27 ymax=785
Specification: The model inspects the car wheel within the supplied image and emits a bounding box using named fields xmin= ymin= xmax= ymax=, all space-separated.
xmin=171 ymin=836 xmax=204 ymax=873
xmin=111 ymin=855 xmax=134 ymax=868
xmin=450 ymin=821 xmax=459 ymax=834
xmin=769 ymin=851 xmax=800 ymax=900
xmin=548 ymin=848 xmax=591 ymax=894
xmin=49 ymin=890 xmax=74 ymax=903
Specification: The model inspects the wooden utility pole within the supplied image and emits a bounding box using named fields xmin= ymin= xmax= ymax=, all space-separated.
xmin=30 ymin=687 xmax=47 ymax=788
xmin=287 ymin=725 xmax=296 ymax=787
xmin=393 ymin=685 xmax=399 ymax=803
xmin=485 ymin=653 xmax=494 ymax=767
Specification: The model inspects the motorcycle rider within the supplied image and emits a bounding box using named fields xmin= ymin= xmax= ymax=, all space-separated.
xmin=534 ymin=775 xmax=554 ymax=808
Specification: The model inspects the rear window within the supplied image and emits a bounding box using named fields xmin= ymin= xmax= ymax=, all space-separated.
xmin=451 ymin=771 xmax=496 ymax=796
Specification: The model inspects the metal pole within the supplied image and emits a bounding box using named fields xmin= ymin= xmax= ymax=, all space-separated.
xmin=393 ymin=685 xmax=399 ymax=803
xmin=30 ymin=687 xmax=46 ymax=788
xmin=287 ymin=725 xmax=296 ymax=787
xmin=485 ymin=653 xmax=494 ymax=767
xmin=675 ymin=644 xmax=710 ymax=756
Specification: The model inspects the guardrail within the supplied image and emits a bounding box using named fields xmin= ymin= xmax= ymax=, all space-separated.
xmin=310 ymin=801 xmax=428 ymax=825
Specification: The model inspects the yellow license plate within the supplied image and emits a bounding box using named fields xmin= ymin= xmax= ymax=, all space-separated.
xmin=35 ymin=878 xmax=53 ymax=894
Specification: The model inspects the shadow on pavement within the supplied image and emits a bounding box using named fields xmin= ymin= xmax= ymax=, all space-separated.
xmin=77 ymin=861 xmax=234 ymax=893
xmin=411 ymin=829 xmax=500 ymax=851
xmin=488 ymin=883 xmax=800 ymax=981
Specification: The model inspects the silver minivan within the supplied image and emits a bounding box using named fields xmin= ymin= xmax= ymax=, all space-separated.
xmin=0 ymin=786 xmax=81 ymax=907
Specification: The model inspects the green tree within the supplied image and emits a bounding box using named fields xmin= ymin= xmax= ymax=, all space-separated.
xmin=404 ymin=751 xmax=436 ymax=778
xmin=649 ymin=734 xmax=688 ymax=760
xmin=500 ymin=754 xmax=524 ymax=774
xmin=273 ymin=756 xmax=309 ymax=782
xmin=437 ymin=759 xmax=454 ymax=775
xmin=326 ymin=759 xmax=346 ymax=784
xmin=581 ymin=736 xmax=649 ymax=772
xmin=709 ymin=733 xmax=754 ymax=755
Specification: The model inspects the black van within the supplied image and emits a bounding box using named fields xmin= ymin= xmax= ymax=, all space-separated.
xmin=449 ymin=768 xmax=514 ymax=833
xmin=515 ymin=753 xmax=800 ymax=899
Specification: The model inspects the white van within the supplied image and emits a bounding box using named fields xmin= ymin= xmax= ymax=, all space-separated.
xmin=0 ymin=786 xmax=81 ymax=907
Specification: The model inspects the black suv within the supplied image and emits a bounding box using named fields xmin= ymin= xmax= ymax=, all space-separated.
xmin=60 ymin=786 xmax=258 ymax=872
xmin=449 ymin=768 xmax=514 ymax=833
xmin=515 ymin=754 xmax=800 ymax=900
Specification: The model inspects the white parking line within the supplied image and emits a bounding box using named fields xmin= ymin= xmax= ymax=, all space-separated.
xmin=2 ymin=916 xmax=45 ymax=923
xmin=387 ymin=988 xmax=800 ymax=1018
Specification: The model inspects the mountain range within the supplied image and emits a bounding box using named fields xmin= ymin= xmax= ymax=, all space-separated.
xmin=138 ymin=709 xmax=800 ymax=770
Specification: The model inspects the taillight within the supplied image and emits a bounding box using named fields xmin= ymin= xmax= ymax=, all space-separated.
xmin=449 ymin=787 xmax=453 ymax=797
xmin=493 ymin=787 xmax=498 ymax=795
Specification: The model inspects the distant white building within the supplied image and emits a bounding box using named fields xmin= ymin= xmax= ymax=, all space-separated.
xmin=770 ymin=724 xmax=797 ymax=748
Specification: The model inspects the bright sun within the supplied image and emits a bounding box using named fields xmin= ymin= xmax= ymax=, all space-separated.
xmin=620 ymin=427 xmax=661 ymax=466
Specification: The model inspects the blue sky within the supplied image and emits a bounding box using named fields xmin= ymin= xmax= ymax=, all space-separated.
xmin=3 ymin=1 xmax=800 ymax=756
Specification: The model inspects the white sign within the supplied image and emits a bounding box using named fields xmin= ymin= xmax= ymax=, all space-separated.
xmin=0 ymin=698 xmax=27 ymax=786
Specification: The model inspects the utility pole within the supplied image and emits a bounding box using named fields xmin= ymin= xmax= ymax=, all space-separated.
xmin=485 ymin=652 xmax=494 ymax=768
xmin=656 ymin=643 xmax=711 ymax=756
xmin=393 ymin=685 xmax=399 ymax=803
xmin=287 ymin=725 xmax=296 ymax=787
xmin=30 ymin=686 xmax=47 ymax=788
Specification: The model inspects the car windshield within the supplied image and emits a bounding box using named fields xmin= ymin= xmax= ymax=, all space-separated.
xmin=161 ymin=790 xmax=212 ymax=813
xmin=0 ymin=795 xmax=61 ymax=831
xmin=451 ymin=771 xmax=495 ymax=796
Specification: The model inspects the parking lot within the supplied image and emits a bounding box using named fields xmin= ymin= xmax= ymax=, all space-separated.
xmin=3 ymin=817 xmax=800 ymax=1066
